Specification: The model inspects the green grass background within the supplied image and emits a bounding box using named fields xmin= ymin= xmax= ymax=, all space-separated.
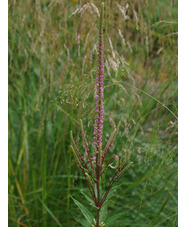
xmin=8 ymin=0 xmax=178 ymax=226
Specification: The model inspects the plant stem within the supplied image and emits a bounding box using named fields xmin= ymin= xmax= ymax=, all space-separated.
xmin=96 ymin=163 xmax=100 ymax=227
xmin=96 ymin=207 xmax=100 ymax=227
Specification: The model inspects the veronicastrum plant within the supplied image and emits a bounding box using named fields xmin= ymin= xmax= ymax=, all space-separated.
xmin=70 ymin=3 xmax=133 ymax=227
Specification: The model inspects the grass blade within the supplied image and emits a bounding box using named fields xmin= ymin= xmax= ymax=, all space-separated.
xmin=38 ymin=197 xmax=63 ymax=227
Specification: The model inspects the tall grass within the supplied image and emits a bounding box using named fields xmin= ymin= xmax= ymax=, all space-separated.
xmin=8 ymin=0 xmax=177 ymax=226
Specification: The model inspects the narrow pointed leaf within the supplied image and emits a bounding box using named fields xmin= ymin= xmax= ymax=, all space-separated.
xmin=105 ymin=212 xmax=125 ymax=226
xmin=80 ymin=189 xmax=97 ymax=208
xmin=106 ymin=184 xmax=121 ymax=201
xmin=100 ymin=203 xmax=107 ymax=223
xmin=71 ymin=196 xmax=94 ymax=225
xmin=75 ymin=217 xmax=91 ymax=227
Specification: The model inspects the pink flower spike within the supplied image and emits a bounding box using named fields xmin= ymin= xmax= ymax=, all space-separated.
xmin=93 ymin=14 xmax=104 ymax=165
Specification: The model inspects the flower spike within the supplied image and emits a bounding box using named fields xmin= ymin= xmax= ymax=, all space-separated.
xmin=94 ymin=1 xmax=104 ymax=167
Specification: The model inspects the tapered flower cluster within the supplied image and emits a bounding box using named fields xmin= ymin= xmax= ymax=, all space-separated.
xmin=93 ymin=4 xmax=104 ymax=164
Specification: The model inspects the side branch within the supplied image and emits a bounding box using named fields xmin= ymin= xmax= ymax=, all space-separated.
xmin=70 ymin=145 xmax=96 ymax=204
xmin=71 ymin=131 xmax=97 ymax=182
xmin=99 ymin=158 xmax=133 ymax=207
xmin=101 ymin=121 xmax=121 ymax=164
xmin=80 ymin=120 xmax=97 ymax=177
xmin=100 ymin=155 xmax=119 ymax=177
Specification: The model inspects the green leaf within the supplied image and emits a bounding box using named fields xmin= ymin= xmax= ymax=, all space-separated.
xmin=105 ymin=212 xmax=124 ymax=226
xmin=80 ymin=189 xmax=97 ymax=208
xmin=106 ymin=184 xmax=121 ymax=201
xmin=75 ymin=217 xmax=92 ymax=227
xmin=100 ymin=203 xmax=107 ymax=223
xmin=71 ymin=196 xmax=94 ymax=225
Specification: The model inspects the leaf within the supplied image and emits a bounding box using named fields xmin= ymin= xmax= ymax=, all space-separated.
xmin=105 ymin=212 xmax=124 ymax=226
xmin=71 ymin=196 xmax=94 ymax=225
xmin=106 ymin=184 xmax=121 ymax=201
xmin=80 ymin=189 xmax=92 ymax=203
xmin=80 ymin=189 xmax=97 ymax=208
xmin=75 ymin=217 xmax=92 ymax=227
xmin=100 ymin=203 xmax=107 ymax=223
